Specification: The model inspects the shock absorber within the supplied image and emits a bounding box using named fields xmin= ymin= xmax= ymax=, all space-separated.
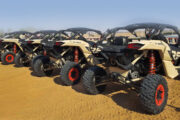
xmin=149 ymin=50 xmax=156 ymax=74
xmin=74 ymin=47 xmax=79 ymax=63
xmin=43 ymin=50 xmax=47 ymax=56
xmin=13 ymin=44 xmax=17 ymax=54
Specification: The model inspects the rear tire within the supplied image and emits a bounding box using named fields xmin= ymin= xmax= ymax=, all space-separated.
xmin=1 ymin=51 xmax=15 ymax=65
xmin=14 ymin=53 xmax=29 ymax=67
xmin=82 ymin=66 xmax=107 ymax=95
xmin=33 ymin=56 xmax=53 ymax=77
xmin=60 ymin=61 xmax=81 ymax=86
xmin=31 ymin=55 xmax=44 ymax=70
xmin=140 ymin=74 xmax=168 ymax=114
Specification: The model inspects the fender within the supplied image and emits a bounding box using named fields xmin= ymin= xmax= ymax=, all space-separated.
xmin=61 ymin=40 xmax=99 ymax=65
xmin=2 ymin=38 xmax=24 ymax=52
xmin=31 ymin=39 xmax=42 ymax=44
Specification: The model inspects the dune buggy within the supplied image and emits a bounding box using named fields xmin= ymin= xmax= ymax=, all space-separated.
xmin=61 ymin=23 xmax=180 ymax=114
xmin=33 ymin=28 xmax=102 ymax=77
xmin=60 ymin=26 xmax=132 ymax=85
xmin=14 ymin=30 xmax=57 ymax=67
xmin=32 ymin=30 xmax=71 ymax=76
xmin=0 ymin=31 xmax=32 ymax=65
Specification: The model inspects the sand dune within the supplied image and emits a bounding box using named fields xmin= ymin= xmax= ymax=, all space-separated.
xmin=0 ymin=64 xmax=180 ymax=120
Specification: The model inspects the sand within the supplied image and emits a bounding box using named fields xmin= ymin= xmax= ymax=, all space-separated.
xmin=0 ymin=64 xmax=180 ymax=120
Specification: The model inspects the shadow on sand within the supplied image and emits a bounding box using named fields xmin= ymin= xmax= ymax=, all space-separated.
xmin=167 ymin=105 xmax=180 ymax=112
xmin=30 ymin=69 xmax=60 ymax=78
xmin=53 ymin=77 xmax=66 ymax=86
xmin=53 ymin=77 xmax=145 ymax=114
xmin=110 ymin=89 xmax=144 ymax=114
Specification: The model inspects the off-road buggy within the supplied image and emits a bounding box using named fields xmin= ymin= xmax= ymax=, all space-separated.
xmin=60 ymin=23 xmax=180 ymax=114
xmin=14 ymin=30 xmax=57 ymax=67
xmin=0 ymin=31 xmax=32 ymax=65
xmin=60 ymin=26 xmax=132 ymax=85
xmin=33 ymin=28 xmax=102 ymax=77
xmin=32 ymin=30 xmax=70 ymax=76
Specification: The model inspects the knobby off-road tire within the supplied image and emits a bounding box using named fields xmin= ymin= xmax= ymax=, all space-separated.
xmin=31 ymin=55 xmax=44 ymax=70
xmin=14 ymin=53 xmax=29 ymax=67
xmin=82 ymin=66 xmax=107 ymax=95
xmin=60 ymin=61 xmax=81 ymax=86
xmin=140 ymin=74 xmax=168 ymax=114
xmin=1 ymin=51 xmax=15 ymax=65
xmin=33 ymin=56 xmax=53 ymax=77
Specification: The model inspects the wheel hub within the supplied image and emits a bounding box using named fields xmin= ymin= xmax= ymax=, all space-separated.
xmin=68 ymin=68 xmax=79 ymax=82
xmin=5 ymin=54 xmax=14 ymax=63
xmin=155 ymin=84 xmax=165 ymax=106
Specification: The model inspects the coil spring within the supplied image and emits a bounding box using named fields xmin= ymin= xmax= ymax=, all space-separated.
xmin=13 ymin=44 xmax=17 ymax=54
xmin=74 ymin=47 xmax=79 ymax=63
xmin=43 ymin=50 xmax=47 ymax=56
xmin=149 ymin=51 xmax=156 ymax=74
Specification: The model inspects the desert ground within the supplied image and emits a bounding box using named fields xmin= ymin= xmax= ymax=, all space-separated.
xmin=0 ymin=64 xmax=180 ymax=120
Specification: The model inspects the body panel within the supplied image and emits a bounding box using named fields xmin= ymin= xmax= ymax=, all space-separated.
xmin=129 ymin=40 xmax=179 ymax=78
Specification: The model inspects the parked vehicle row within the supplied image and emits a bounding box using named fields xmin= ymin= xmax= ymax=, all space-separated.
xmin=1 ymin=23 xmax=180 ymax=114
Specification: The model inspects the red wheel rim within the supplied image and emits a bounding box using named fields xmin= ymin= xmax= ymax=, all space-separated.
xmin=5 ymin=54 xmax=14 ymax=63
xmin=68 ymin=68 xmax=79 ymax=82
xmin=155 ymin=84 xmax=165 ymax=106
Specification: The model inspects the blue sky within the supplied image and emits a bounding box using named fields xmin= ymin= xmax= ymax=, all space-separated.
xmin=0 ymin=0 xmax=180 ymax=31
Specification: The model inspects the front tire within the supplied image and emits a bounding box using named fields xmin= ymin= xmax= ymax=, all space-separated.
xmin=82 ymin=66 xmax=107 ymax=95
xmin=140 ymin=74 xmax=168 ymax=114
xmin=60 ymin=61 xmax=81 ymax=86
xmin=1 ymin=51 xmax=15 ymax=65
xmin=33 ymin=56 xmax=53 ymax=77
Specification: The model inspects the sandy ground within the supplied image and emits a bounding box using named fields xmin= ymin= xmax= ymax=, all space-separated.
xmin=0 ymin=64 xmax=180 ymax=120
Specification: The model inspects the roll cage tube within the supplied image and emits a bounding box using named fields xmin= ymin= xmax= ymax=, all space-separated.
xmin=4 ymin=31 xmax=32 ymax=39
xmin=125 ymin=23 xmax=180 ymax=41
xmin=111 ymin=27 xmax=134 ymax=39
xmin=6 ymin=31 xmax=32 ymax=36
xmin=32 ymin=30 xmax=57 ymax=39
xmin=44 ymin=30 xmax=70 ymax=41
xmin=162 ymin=27 xmax=180 ymax=47
xmin=66 ymin=28 xmax=102 ymax=41
xmin=101 ymin=27 xmax=134 ymax=45
xmin=40 ymin=30 xmax=70 ymax=46
xmin=109 ymin=23 xmax=180 ymax=45
xmin=61 ymin=30 xmax=83 ymax=40
xmin=57 ymin=30 xmax=70 ymax=40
